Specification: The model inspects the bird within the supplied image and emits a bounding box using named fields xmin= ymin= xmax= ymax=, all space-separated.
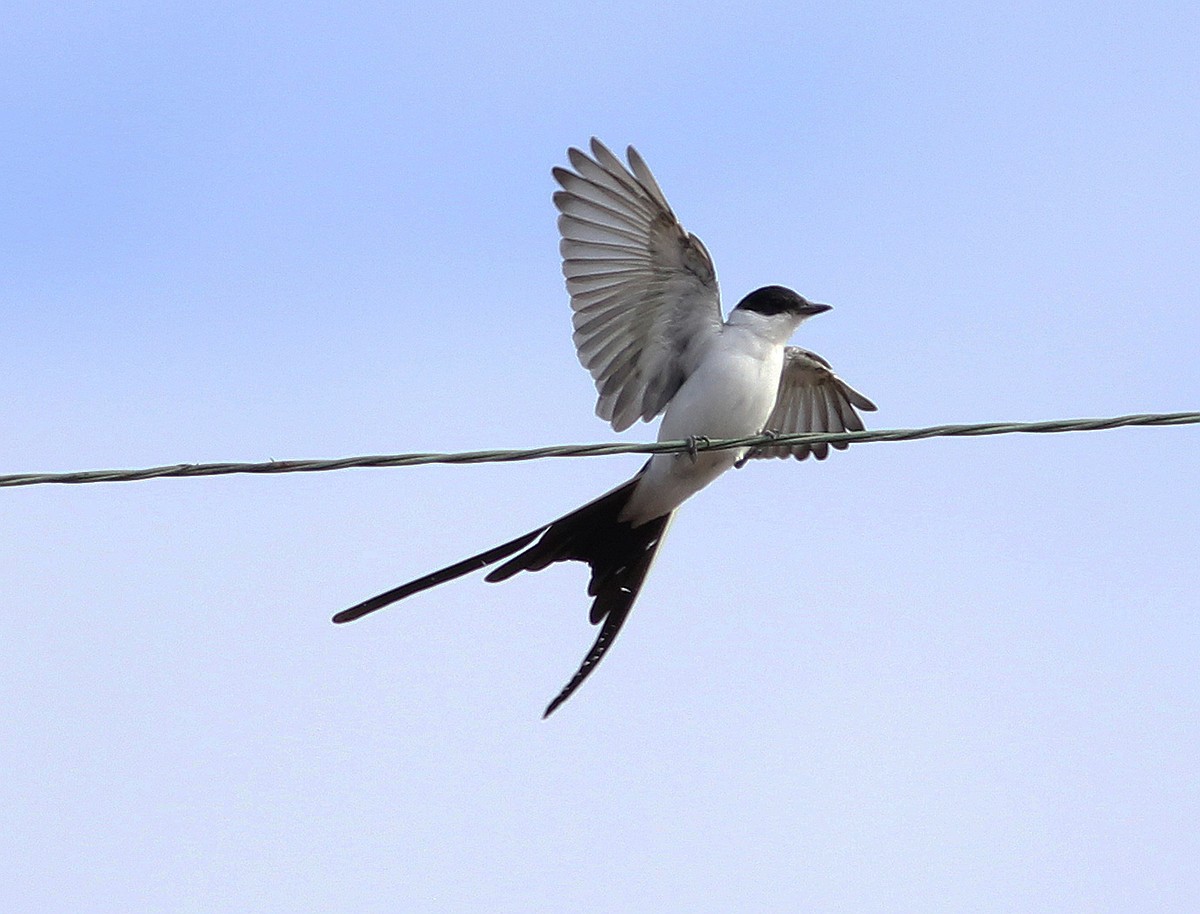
xmin=333 ymin=138 xmax=876 ymax=717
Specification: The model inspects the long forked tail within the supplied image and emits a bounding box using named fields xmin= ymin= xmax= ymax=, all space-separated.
xmin=333 ymin=470 xmax=672 ymax=717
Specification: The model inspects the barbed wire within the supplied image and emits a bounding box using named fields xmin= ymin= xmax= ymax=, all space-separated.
xmin=1 ymin=411 xmax=1197 ymax=490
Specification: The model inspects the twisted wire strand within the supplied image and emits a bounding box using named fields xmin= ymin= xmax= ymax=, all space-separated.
xmin=2 ymin=411 xmax=1197 ymax=489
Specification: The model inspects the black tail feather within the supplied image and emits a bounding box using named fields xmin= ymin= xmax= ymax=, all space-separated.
xmin=543 ymin=605 xmax=629 ymax=719
xmin=334 ymin=464 xmax=670 ymax=716
xmin=484 ymin=475 xmax=642 ymax=586
xmin=541 ymin=511 xmax=671 ymax=717
xmin=331 ymin=527 xmax=545 ymax=624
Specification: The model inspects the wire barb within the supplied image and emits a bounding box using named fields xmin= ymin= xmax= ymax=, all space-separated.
xmin=1 ymin=411 xmax=1197 ymax=490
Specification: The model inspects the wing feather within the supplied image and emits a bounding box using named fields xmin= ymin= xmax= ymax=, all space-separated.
xmin=560 ymin=238 xmax=643 ymax=259
xmin=554 ymin=139 xmax=723 ymax=431
xmin=749 ymin=347 xmax=878 ymax=461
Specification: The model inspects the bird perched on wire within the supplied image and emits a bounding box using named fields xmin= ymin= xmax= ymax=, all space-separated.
xmin=334 ymin=139 xmax=876 ymax=717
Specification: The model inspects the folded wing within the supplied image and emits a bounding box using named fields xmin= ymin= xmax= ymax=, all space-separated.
xmin=554 ymin=139 xmax=724 ymax=432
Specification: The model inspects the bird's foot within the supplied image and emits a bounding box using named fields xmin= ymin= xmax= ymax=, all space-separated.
xmin=684 ymin=435 xmax=710 ymax=463
xmin=735 ymin=429 xmax=781 ymax=468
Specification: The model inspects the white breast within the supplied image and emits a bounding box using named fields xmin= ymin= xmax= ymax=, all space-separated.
xmin=619 ymin=320 xmax=788 ymax=524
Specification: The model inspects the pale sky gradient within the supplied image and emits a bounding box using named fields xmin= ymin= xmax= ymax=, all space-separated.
xmin=3 ymin=3 xmax=1198 ymax=912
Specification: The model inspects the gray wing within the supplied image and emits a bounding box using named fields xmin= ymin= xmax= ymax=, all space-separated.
xmin=750 ymin=347 xmax=878 ymax=461
xmin=553 ymin=139 xmax=724 ymax=432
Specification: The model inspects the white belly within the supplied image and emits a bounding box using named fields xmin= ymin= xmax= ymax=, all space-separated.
xmin=620 ymin=338 xmax=783 ymax=524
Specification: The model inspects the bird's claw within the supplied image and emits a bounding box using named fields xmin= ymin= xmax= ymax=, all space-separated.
xmin=684 ymin=435 xmax=710 ymax=462
xmin=735 ymin=429 xmax=781 ymax=469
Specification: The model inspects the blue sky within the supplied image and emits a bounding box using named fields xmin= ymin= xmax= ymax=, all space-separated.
xmin=3 ymin=3 xmax=1198 ymax=911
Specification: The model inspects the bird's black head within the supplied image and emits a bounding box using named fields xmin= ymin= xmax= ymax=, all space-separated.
xmin=734 ymin=285 xmax=832 ymax=318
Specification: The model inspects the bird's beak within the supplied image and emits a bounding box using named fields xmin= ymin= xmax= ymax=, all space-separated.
xmin=800 ymin=301 xmax=832 ymax=317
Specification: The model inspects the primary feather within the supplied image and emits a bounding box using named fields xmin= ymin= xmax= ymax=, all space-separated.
xmin=554 ymin=138 xmax=724 ymax=431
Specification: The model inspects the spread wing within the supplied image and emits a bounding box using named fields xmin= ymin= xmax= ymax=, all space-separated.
xmin=553 ymin=139 xmax=724 ymax=432
xmin=750 ymin=347 xmax=877 ymax=461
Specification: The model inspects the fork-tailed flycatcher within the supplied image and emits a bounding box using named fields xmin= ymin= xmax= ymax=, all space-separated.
xmin=333 ymin=139 xmax=876 ymax=717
